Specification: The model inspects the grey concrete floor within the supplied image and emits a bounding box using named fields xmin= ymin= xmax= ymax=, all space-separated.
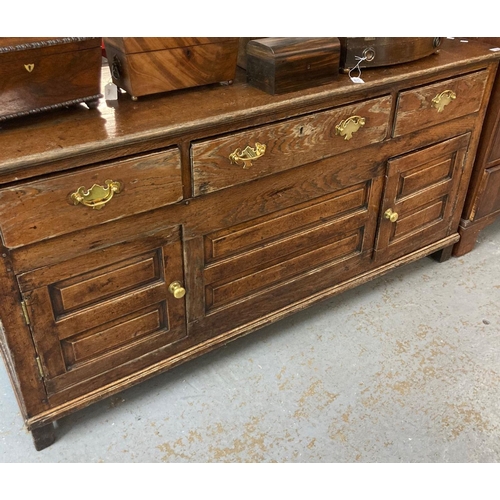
xmin=1 ymin=219 xmax=499 ymax=463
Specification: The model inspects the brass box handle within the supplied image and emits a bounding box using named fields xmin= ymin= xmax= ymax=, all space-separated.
xmin=229 ymin=142 xmax=266 ymax=169
xmin=431 ymin=90 xmax=456 ymax=113
xmin=71 ymin=180 xmax=122 ymax=210
xmin=335 ymin=116 xmax=366 ymax=141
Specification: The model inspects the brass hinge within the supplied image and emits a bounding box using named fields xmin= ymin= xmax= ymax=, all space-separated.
xmin=21 ymin=300 xmax=31 ymax=325
xmin=35 ymin=356 xmax=44 ymax=379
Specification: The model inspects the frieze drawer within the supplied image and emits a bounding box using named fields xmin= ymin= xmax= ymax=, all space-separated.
xmin=0 ymin=149 xmax=182 ymax=249
xmin=393 ymin=70 xmax=489 ymax=137
xmin=191 ymin=95 xmax=393 ymax=196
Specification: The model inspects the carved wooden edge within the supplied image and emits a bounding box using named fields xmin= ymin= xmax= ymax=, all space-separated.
xmin=0 ymin=37 xmax=99 ymax=54
xmin=0 ymin=94 xmax=103 ymax=122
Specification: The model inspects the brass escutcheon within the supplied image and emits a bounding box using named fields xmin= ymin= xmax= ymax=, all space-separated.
xmin=70 ymin=180 xmax=122 ymax=210
xmin=24 ymin=63 xmax=35 ymax=72
xmin=431 ymin=90 xmax=456 ymax=113
xmin=384 ymin=208 xmax=399 ymax=223
xmin=169 ymin=281 xmax=186 ymax=299
xmin=229 ymin=142 xmax=267 ymax=169
xmin=335 ymin=116 xmax=366 ymax=141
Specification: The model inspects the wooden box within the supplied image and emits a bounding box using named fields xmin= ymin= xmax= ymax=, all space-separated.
xmin=338 ymin=37 xmax=442 ymax=72
xmin=0 ymin=37 xmax=102 ymax=122
xmin=245 ymin=37 xmax=341 ymax=95
xmin=103 ymin=37 xmax=240 ymax=99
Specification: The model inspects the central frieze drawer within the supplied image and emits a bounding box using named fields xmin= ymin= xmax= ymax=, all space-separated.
xmin=191 ymin=95 xmax=392 ymax=196
xmin=393 ymin=70 xmax=489 ymax=137
xmin=0 ymin=149 xmax=182 ymax=249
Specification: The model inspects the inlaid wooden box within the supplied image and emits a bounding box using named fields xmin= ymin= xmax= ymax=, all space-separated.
xmin=0 ymin=37 xmax=102 ymax=121
xmin=245 ymin=37 xmax=341 ymax=95
xmin=103 ymin=37 xmax=240 ymax=99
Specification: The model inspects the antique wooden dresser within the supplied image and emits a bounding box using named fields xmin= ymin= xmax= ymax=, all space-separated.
xmin=453 ymin=37 xmax=500 ymax=255
xmin=0 ymin=38 xmax=498 ymax=450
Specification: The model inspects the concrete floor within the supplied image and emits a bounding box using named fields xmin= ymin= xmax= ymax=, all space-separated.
xmin=1 ymin=219 xmax=499 ymax=463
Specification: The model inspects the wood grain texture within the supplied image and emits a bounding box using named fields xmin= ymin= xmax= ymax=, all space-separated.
xmin=0 ymin=38 xmax=101 ymax=120
xmin=454 ymin=37 xmax=500 ymax=256
xmin=0 ymin=149 xmax=182 ymax=248
xmin=0 ymin=38 xmax=498 ymax=450
xmin=104 ymin=38 xmax=239 ymax=97
xmin=393 ymin=70 xmax=489 ymax=137
xmin=246 ymin=37 xmax=340 ymax=94
xmin=375 ymin=134 xmax=470 ymax=263
xmin=191 ymin=95 xmax=392 ymax=195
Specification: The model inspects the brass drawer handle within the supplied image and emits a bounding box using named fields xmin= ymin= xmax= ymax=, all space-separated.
xmin=229 ymin=142 xmax=266 ymax=169
xmin=384 ymin=208 xmax=399 ymax=222
xmin=71 ymin=180 xmax=122 ymax=210
xmin=169 ymin=281 xmax=186 ymax=299
xmin=431 ymin=90 xmax=456 ymax=113
xmin=335 ymin=116 xmax=366 ymax=141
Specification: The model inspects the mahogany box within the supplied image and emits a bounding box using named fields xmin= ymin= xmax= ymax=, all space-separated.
xmin=245 ymin=37 xmax=341 ymax=95
xmin=338 ymin=37 xmax=442 ymax=72
xmin=103 ymin=37 xmax=240 ymax=99
xmin=0 ymin=37 xmax=102 ymax=122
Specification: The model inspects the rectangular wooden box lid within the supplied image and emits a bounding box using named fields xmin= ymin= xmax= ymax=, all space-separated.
xmin=246 ymin=37 xmax=340 ymax=61
xmin=104 ymin=37 xmax=238 ymax=54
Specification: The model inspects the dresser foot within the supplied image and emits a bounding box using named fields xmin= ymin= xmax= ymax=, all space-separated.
xmin=31 ymin=423 xmax=56 ymax=451
xmin=453 ymin=224 xmax=482 ymax=256
xmin=431 ymin=244 xmax=454 ymax=263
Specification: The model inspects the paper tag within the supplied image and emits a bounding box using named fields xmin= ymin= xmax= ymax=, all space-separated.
xmin=105 ymin=82 xmax=118 ymax=101
xmin=350 ymin=76 xmax=365 ymax=84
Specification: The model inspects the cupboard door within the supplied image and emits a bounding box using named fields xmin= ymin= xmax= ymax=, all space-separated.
xmin=18 ymin=226 xmax=187 ymax=403
xmin=375 ymin=134 xmax=470 ymax=262
xmin=188 ymin=177 xmax=384 ymax=340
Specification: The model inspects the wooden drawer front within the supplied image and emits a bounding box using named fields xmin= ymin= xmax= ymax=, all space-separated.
xmin=19 ymin=227 xmax=187 ymax=398
xmin=0 ymin=149 xmax=182 ymax=249
xmin=375 ymin=134 xmax=470 ymax=262
xmin=393 ymin=70 xmax=488 ymax=137
xmin=200 ymin=178 xmax=382 ymax=322
xmin=191 ymin=95 xmax=392 ymax=196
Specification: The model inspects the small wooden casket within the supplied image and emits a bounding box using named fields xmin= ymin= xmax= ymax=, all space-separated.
xmin=338 ymin=37 xmax=442 ymax=72
xmin=245 ymin=37 xmax=341 ymax=95
xmin=103 ymin=37 xmax=240 ymax=99
xmin=0 ymin=37 xmax=102 ymax=122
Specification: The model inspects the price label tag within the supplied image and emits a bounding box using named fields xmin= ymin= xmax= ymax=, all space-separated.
xmin=105 ymin=82 xmax=118 ymax=101
xmin=350 ymin=76 xmax=365 ymax=84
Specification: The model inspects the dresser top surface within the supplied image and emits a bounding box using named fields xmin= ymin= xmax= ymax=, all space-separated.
xmin=0 ymin=38 xmax=499 ymax=179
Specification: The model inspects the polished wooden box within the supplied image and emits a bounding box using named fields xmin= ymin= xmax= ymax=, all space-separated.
xmin=0 ymin=37 xmax=102 ymax=121
xmin=245 ymin=37 xmax=340 ymax=95
xmin=103 ymin=37 xmax=239 ymax=99
xmin=338 ymin=37 xmax=442 ymax=72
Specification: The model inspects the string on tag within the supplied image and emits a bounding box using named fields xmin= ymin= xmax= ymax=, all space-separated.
xmin=349 ymin=56 xmax=366 ymax=84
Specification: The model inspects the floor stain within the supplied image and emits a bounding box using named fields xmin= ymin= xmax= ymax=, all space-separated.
xmin=293 ymin=379 xmax=339 ymax=419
